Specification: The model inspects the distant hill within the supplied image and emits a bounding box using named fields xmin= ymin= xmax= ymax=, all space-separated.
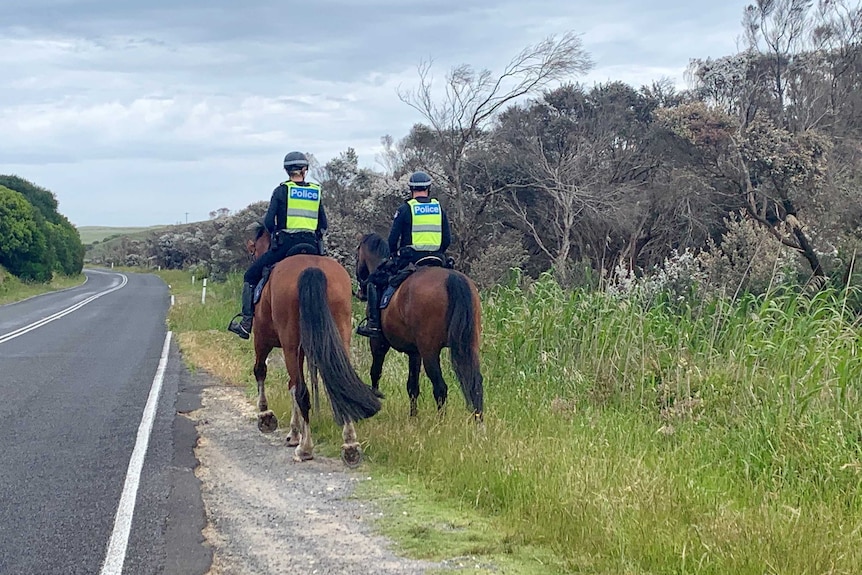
xmin=78 ymin=204 xmax=267 ymax=275
xmin=78 ymin=225 xmax=169 ymax=245
xmin=81 ymin=218 xmax=233 ymax=268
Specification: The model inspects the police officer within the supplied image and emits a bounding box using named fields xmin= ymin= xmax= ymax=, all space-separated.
xmin=356 ymin=170 xmax=451 ymax=338
xmin=228 ymin=151 xmax=328 ymax=339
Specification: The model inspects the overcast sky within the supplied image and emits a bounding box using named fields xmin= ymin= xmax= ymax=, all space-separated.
xmin=1 ymin=0 xmax=749 ymax=227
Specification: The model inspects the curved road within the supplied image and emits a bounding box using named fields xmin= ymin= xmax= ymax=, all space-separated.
xmin=0 ymin=269 xmax=210 ymax=574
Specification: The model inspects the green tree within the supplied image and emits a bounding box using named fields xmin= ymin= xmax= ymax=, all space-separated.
xmin=0 ymin=175 xmax=59 ymax=222
xmin=0 ymin=175 xmax=84 ymax=275
xmin=46 ymin=219 xmax=85 ymax=276
xmin=0 ymin=186 xmax=51 ymax=281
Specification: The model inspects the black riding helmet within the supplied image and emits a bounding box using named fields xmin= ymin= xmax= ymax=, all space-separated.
xmin=408 ymin=171 xmax=432 ymax=191
xmin=283 ymin=151 xmax=309 ymax=173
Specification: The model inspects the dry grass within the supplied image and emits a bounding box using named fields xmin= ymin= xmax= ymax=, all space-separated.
xmin=177 ymin=331 xmax=254 ymax=385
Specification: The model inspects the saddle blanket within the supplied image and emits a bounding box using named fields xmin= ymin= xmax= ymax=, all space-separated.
xmin=379 ymin=285 xmax=396 ymax=309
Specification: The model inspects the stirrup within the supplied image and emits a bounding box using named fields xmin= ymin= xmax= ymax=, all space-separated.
xmin=227 ymin=314 xmax=252 ymax=340
xmin=355 ymin=318 xmax=381 ymax=338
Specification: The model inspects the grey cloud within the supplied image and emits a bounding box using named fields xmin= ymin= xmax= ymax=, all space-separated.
xmin=1 ymin=0 xmax=750 ymax=226
xmin=1 ymin=0 xmax=575 ymax=80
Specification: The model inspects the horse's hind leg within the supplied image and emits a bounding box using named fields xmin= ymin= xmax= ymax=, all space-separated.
xmin=308 ymin=360 xmax=320 ymax=412
xmin=406 ymin=352 xmax=422 ymax=417
xmin=286 ymin=397 xmax=304 ymax=448
xmin=422 ymin=351 xmax=449 ymax=413
xmin=341 ymin=420 xmax=362 ymax=468
xmin=287 ymin=347 xmax=314 ymax=461
xmin=254 ymin=342 xmax=278 ymax=433
xmin=286 ymin=349 xmax=307 ymax=448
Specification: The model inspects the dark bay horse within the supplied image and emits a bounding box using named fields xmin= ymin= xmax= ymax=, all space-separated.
xmin=355 ymin=233 xmax=484 ymax=421
xmin=248 ymin=225 xmax=382 ymax=466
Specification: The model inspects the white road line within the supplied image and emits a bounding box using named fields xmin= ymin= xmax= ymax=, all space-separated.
xmin=0 ymin=273 xmax=128 ymax=345
xmin=100 ymin=331 xmax=173 ymax=575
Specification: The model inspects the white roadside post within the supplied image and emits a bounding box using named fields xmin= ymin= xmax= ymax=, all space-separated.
xmin=201 ymin=278 xmax=207 ymax=304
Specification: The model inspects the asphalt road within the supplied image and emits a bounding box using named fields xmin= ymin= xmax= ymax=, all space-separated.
xmin=0 ymin=269 xmax=211 ymax=575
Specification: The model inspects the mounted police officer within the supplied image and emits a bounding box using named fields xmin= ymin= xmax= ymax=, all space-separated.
xmin=227 ymin=151 xmax=328 ymax=339
xmin=356 ymin=170 xmax=451 ymax=338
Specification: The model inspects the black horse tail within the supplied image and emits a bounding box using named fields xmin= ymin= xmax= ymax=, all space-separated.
xmin=298 ymin=267 xmax=382 ymax=425
xmin=445 ymin=272 xmax=485 ymax=416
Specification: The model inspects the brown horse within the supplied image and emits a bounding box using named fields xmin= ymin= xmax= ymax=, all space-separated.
xmin=247 ymin=225 xmax=382 ymax=466
xmin=355 ymin=233 xmax=484 ymax=420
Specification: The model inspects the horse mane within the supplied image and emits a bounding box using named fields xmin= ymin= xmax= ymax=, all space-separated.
xmin=361 ymin=233 xmax=390 ymax=259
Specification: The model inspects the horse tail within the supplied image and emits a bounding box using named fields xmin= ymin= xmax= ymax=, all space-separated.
xmin=445 ymin=272 xmax=484 ymax=415
xmin=298 ymin=267 xmax=382 ymax=425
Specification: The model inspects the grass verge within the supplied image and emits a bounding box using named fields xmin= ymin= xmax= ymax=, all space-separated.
xmin=0 ymin=267 xmax=86 ymax=306
xmin=158 ymin=267 xmax=862 ymax=574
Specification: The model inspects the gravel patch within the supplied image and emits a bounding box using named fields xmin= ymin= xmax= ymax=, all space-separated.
xmin=192 ymin=384 xmax=442 ymax=575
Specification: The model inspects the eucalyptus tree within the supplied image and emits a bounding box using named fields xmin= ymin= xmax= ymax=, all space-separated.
xmin=396 ymin=32 xmax=593 ymax=271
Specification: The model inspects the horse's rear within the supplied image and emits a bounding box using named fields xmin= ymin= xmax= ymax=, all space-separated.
xmin=254 ymin=254 xmax=381 ymax=466
xmin=382 ymin=266 xmax=484 ymax=420
xmin=266 ymin=255 xmax=355 ymax=352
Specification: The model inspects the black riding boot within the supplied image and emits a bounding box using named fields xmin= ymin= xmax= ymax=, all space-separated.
xmin=227 ymin=282 xmax=255 ymax=339
xmin=356 ymin=282 xmax=382 ymax=337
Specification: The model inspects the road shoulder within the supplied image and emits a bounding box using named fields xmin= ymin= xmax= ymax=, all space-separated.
xmin=191 ymin=381 xmax=440 ymax=574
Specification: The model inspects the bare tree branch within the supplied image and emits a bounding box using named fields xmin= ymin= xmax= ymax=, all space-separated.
xmin=394 ymin=32 xmax=593 ymax=268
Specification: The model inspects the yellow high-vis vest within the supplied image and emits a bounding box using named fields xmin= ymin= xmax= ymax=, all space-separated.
xmin=283 ymin=181 xmax=321 ymax=232
xmin=408 ymin=198 xmax=442 ymax=251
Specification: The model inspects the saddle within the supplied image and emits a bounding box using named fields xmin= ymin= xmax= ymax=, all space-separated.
xmin=285 ymin=242 xmax=319 ymax=258
xmin=379 ymin=254 xmax=454 ymax=309
xmin=414 ymin=253 xmax=447 ymax=268
xmin=253 ymin=243 xmax=321 ymax=304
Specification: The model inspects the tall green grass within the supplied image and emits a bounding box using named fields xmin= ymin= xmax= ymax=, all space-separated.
xmin=161 ymin=269 xmax=245 ymax=332
xmin=161 ymin=268 xmax=862 ymax=574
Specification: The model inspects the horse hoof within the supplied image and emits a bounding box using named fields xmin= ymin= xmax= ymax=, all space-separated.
xmin=293 ymin=446 xmax=314 ymax=462
xmin=341 ymin=442 xmax=363 ymax=468
xmin=257 ymin=410 xmax=278 ymax=433
xmin=285 ymin=433 xmax=301 ymax=447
